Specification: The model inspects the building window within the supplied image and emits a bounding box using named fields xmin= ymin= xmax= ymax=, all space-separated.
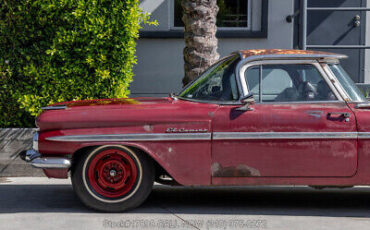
xmin=174 ymin=0 xmax=250 ymax=29
xmin=139 ymin=0 xmax=267 ymax=38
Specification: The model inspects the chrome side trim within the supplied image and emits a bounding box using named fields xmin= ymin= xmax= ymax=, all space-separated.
xmin=41 ymin=105 xmax=67 ymax=110
xmin=358 ymin=133 xmax=370 ymax=139
xmin=356 ymin=103 xmax=370 ymax=109
xmin=213 ymin=132 xmax=359 ymax=140
xmin=254 ymin=101 xmax=346 ymax=105
xmin=46 ymin=133 xmax=212 ymax=142
xmin=44 ymin=132 xmax=369 ymax=142
xmin=31 ymin=158 xmax=71 ymax=169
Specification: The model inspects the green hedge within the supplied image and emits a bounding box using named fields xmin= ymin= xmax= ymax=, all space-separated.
xmin=0 ymin=0 xmax=155 ymax=127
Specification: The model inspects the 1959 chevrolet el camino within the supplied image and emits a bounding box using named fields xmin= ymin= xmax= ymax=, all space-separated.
xmin=20 ymin=49 xmax=370 ymax=212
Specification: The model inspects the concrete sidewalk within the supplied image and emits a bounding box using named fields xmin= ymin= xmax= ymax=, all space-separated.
xmin=2 ymin=177 xmax=370 ymax=230
xmin=0 ymin=128 xmax=43 ymax=177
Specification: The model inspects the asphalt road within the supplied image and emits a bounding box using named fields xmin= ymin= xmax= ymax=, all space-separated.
xmin=1 ymin=178 xmax=370 ymax=230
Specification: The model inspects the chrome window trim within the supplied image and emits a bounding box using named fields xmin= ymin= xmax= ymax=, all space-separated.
xmin=178 ymin=54 xmax=236 ymax=96
xmin=234 ymin=54 xmax=347 ymax=100
xmin=178 ymin=54 xmax=347 ymax=104
xmin=177 ymin=54 xmax=241 ymax=104
xmin=174 ymin=97 xmax=243 ymax=105
xmin=238 ymin=59 xmax=344 ymax=102
xmin=45 ymin=132 xmax=370 ymax=142
xmin=313 ymin=62 xmax=344 ymax=101
xmin=322 ymin=63 xmax=357 ymax=102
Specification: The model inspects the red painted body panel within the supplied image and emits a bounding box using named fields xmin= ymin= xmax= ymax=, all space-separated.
xmin=43 ymin=169 xmax=69 ymax=179
xmin=38 ymin=98 xmax=217 ymax=185
xmin=347 ymin=104 xmax=370 ymax=184
xmin=211 ymin=102 xmax=357 ymax=181
xmin=31 ymin=50 xmax=370 ymax=188
xmin=38 ymin=98 xmax=183 ymax=131
xmin=36 ymin=97 xmax=370 ymax=187
xmin=213 ymin=103 xmax=370 ymax=186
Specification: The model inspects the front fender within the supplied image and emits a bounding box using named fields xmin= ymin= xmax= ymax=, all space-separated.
xmin=38 ymin=122 xmax=212 ymax=185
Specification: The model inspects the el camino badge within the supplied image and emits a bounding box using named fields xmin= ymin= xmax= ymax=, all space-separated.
xmin=166 ymin=128 xmax=208 ymax=133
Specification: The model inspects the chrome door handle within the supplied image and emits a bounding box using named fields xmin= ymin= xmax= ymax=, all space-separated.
xmin=327 ymin=112 xmax=351 ymax=118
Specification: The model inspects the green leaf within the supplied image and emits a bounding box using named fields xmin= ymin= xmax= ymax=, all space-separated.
xmin=0 ymin=0 xmax=155 ymax=127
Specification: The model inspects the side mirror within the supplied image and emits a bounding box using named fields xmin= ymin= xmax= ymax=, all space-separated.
xmin=240 ymin=93 xmax=255 ymax=104
xmin=236 ymin=93 xmax=255 ymax=111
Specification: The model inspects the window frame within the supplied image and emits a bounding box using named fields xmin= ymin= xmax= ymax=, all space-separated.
xmin=240 ymin=60 xmax=345 ymax=104
xmin=140 ymin=0 xmax=268 ymax=39
xmin=321 ymin=63 xmax=364 ymax=102
xmin=177 ymin=54 xmax=242 ymax=105
xmin=170 ymin=0 xmax=252 ymax=31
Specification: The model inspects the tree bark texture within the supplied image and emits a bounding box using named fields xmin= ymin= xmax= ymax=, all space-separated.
xmin=182 ymin=0 xmax=220 ymax=86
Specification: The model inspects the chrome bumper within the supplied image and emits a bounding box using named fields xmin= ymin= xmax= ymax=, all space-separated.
xmin=19 ymin=149 xmax=71 ymax=169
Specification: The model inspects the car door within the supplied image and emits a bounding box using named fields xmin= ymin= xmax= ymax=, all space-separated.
xmin=211 ymin=60 xmax=358 ymax=184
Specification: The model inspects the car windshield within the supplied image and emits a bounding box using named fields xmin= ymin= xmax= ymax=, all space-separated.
xmin=329 ymin=64 xmax=367 ymax=102
xmin=178 ymin=55 xmax=240 ymax=101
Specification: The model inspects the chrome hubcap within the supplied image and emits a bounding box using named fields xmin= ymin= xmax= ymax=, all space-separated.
xmin=109 ymin=169 xmax=117 ymax=177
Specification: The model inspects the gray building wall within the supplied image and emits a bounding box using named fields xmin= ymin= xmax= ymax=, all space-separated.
xmin=131 ymin=0 xmax=295 ymax=97
xmin=366 ymin=0 xmax=370 ymax=83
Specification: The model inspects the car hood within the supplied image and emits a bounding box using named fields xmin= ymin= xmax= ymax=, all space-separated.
xmin=36 ymin=97 xmax=218 ymax=131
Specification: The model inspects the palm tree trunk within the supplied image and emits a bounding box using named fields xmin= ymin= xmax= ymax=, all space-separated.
xmin=181 ymin=0 xmax=220 ymax=86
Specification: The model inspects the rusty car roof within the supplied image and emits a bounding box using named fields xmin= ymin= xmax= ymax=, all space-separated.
xmin=237 ymin=49 xmax=347 ymax=61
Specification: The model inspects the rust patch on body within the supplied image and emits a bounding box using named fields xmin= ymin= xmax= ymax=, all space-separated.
xmin=51 ymin=97 xmax=171 ymax=108
xmin=239 ymin=49 xmax=345 ymax=59
xmin=211 ymin=163 xmax=261 ymax=177
xmin=52 ymin=98 xmax=140 ymax=107
xmin=305 ymin=110 xmax=324 ymax=119
xmin=143 ymin=125 xmax=153 ymax=132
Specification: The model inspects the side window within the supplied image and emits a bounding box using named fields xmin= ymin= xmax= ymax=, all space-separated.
xmin=179 ymin=55 xmax=240 ymax=101
xmin=244 ymin=66 xmax=260 ymax=101
xmin=244 ymin=64 xmax=337 ymax=102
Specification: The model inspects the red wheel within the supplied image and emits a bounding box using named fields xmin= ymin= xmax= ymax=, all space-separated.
xmin=87 ymin=149 xmax=138 ymax=199
xmin=72 ymin=145 xmax=154 ymax=212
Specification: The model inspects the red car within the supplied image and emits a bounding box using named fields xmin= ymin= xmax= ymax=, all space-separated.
xmin=21 ymin=49 xmax=370 ymax=212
